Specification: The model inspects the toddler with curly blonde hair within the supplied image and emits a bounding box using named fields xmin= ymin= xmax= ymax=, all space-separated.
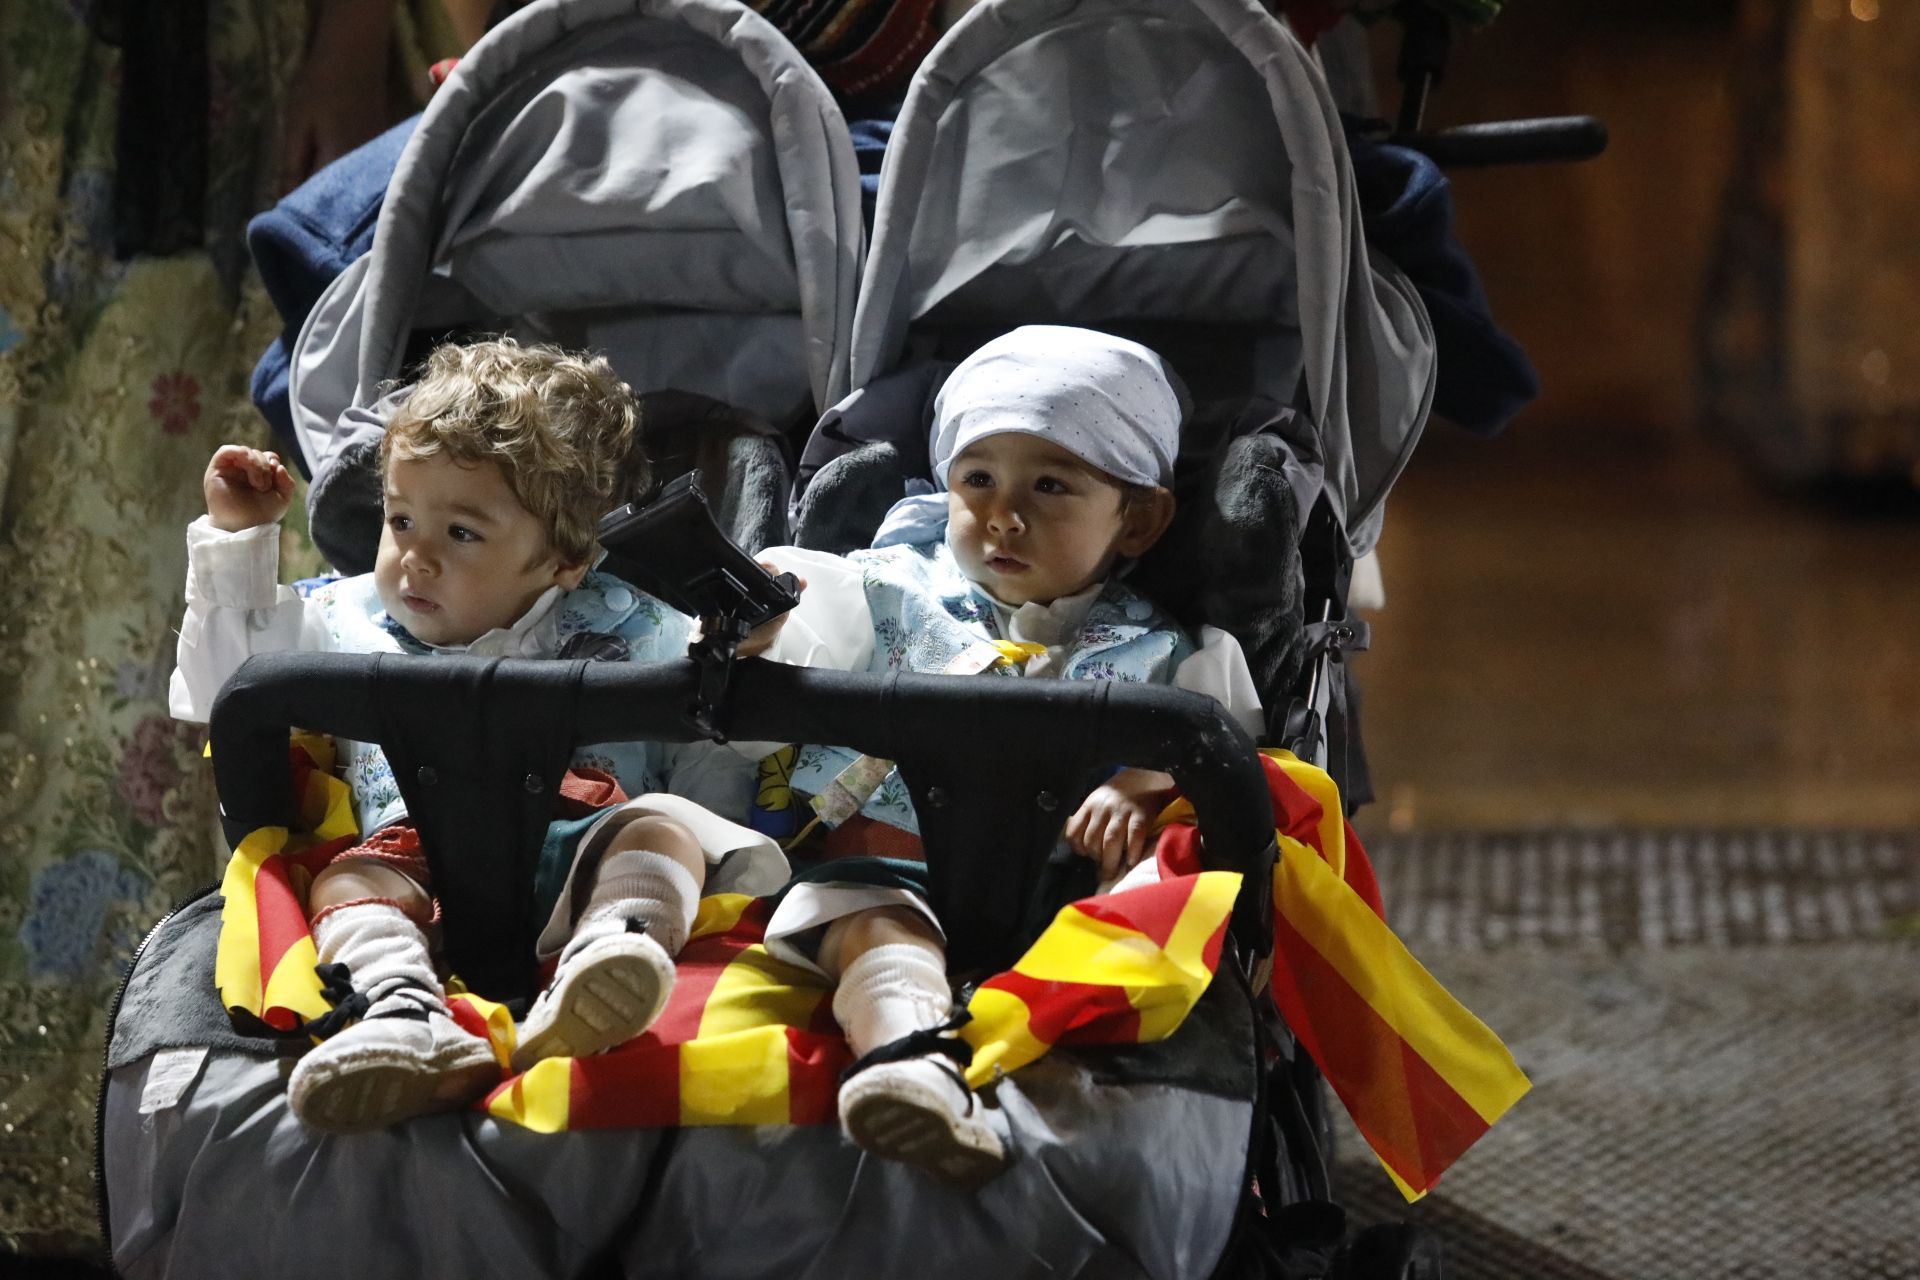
xmin=171 ymin=337 xmax=786 ymax=1132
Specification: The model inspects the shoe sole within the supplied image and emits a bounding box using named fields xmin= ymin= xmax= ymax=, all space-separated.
xmin=510 ymin=946 xmax=671 ymax=1072
xmin=293 ymin=1048 xmax=500 ymax=1134
xmin=842 ymin=1091 xmax=1009 ymax=1189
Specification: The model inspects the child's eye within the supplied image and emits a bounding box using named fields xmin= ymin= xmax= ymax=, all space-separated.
xmin=1034 ymin=475 xmax=1071 ymax=495
xmin=448 ymin=525 xmax=481 ymax=543
xmin=387 ymin=514 xmax=412 ymax=532
xmin=958 ymin=469 xmax=993 ymax=489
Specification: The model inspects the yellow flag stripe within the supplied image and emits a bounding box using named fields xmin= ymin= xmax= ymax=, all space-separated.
xmin=1128 ymin=872 xmax=1242 ymax=1039
xmin=1017 ymin=910 xmax=1195 ymax=989
xmin=959 ymin=985 xmax=1051 ymax=1089
xmin=304 ymin=770 xmax=359 ymax=842
xmin=1261 ymin=749 xmax=1346 ymax=882
xmin=1013 ymin=874 xmax=1240 ymax=990
xmin=214 ymin=827 xmax=289 ymax=1017
xmin=679 ymin=1027 xmax=793 ymax=1125
xmin=487 ymin=1058 xmax=573 ymax=1133
xmin=689 ymin=893 xmax=754 ymax=941
xmin=988 ymin=640 xmax=1048 ymax=666
xmin=1274 ymin=833 xmax=1528 ymax=1125
xmin=450 ymin=989 xmax=520 ymax=1071
xmin=1384 ymin=1161 xmax=1423 ymax=1203
xmin=697 ymin=945 xmax=833 ymax=1039
xmin=1161 ymin=871 xmax=1243 ymax=972
xmin=259 ymin=939 xmax=328 ymax=1024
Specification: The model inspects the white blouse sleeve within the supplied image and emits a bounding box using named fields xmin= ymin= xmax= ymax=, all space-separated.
xmin=754 ymin=545 xmax=876 ymax=673
xmin=1172 ymin=625 xmax=1267 ymax=741
xmin=168 ymin=516 xmax=337 ymax=724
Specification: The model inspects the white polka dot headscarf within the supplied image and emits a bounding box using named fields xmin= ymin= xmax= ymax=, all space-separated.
xmin=929 ymin=325 xmax=1183 ymax=492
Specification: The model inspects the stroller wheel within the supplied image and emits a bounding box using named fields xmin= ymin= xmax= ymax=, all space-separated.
xmin=1330 ymin=1222 xmax=1444 ymax=1280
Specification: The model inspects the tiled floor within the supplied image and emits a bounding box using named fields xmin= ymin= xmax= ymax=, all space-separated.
xmin=1332 ymin=829 xmax=1920 ymax=1280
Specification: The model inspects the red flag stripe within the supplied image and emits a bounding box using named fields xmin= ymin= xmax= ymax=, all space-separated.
xmin=981 ymin=970 xmax=1145 ymax=1046
xmin=252 ymin=858 xmax=311 ymax=988
xmin=1340 ymin=819 xmax=1385 ymax=918
xmin=784 ymin=1028 xmax=853 ymax=1126
xmin=1070 ymin=881 xmax=1189 ymax=950
xmin=447 ymin=997 xmax=492 ymax=1043
xmin=1269 ymin=912 xmax=1491 ymax=1194
xmin=649 ymin=928 xmax=758 ymax=1043
xmin=570 ymin=1043 xmax=684 ymax=1129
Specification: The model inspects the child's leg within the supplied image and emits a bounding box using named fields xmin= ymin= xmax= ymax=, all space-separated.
xmin=821 ymin=906 xmax=950 ymax=1054
xmin=288 ymin=857 xmax=499 ymax=1133
xmin=826 ymin=906 xmax=1007 ymax=1186
xmin=512 ymin=814 xmax=704 ymax=1070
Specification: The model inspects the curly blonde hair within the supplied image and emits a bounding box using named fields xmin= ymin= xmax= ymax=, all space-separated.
xmin=381 ymin=337 xmax=642 ymax=566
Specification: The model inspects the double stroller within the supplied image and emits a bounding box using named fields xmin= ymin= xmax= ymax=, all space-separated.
xmin=97 ymin=0 xmax=1443 ymax=1275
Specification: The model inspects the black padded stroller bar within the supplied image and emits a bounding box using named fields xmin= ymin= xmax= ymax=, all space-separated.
xmin=211 ymin=651 xmax=1277 ymax=990
xmin=1395 ymin=116 xmax=1609 ymax=168
xmin=590 ymin=661 xmax=1279 ymax=972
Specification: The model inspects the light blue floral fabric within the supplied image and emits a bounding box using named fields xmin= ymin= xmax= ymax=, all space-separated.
xmin=788 ymin=540 xmax=1194 ymax=836
xmin=297 ymin=569 xmax=689 ymax=834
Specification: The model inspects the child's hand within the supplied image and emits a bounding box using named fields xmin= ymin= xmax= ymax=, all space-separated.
xmin=735 ymin=566 xmax=805 ymax=658
xmin=1064 ymin=767 xmax=1178 ymax=882
xmin=204 ymin=445 xmax=296 ymax=532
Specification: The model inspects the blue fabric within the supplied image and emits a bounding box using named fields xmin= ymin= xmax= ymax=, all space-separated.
xmin=871 ymin=491 xmax=946 ymax=548
xmin=535 ymin=812 xmax=606 ymax=928
xmin=246 ymin=116 xmax=419 ymax=465
xmin=847 ymin=111 xmax=895 ymax=230
xmin=1343 ymin=120 xmax=1540 ymax=436
xmin=249 ymin=338 xmax=295 ymax=448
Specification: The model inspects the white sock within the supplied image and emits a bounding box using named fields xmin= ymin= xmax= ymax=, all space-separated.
xmin=832 ymin=943 xmax=953 ymax=1059
xmin=308 ymin=899 xmax=446 ymax=1018
xmin=567 ymin=847 xmax=701 ymax=960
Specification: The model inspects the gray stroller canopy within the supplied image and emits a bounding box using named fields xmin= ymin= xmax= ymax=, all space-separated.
xmin=288 ymin=0 xmax=863 ymax=482
xmin=850 ymin=0 xmax=1435 ymax=555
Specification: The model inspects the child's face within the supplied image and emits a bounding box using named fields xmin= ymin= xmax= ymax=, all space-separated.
xmin=946 ymin=433 xmax=1166 ymax=607
xmin=375 ymin=453 xmax=585 ymax=647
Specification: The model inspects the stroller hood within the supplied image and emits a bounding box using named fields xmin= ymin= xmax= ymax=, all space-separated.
xmin=849 ymin=0 xmax=1434 ymax=555
xmin=289 ymin=0 xmax=863 ymax=484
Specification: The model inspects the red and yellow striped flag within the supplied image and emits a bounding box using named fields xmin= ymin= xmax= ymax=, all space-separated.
xmin=1155 ymin=750 xmax=1531 ymax=1201
xmin=209 ymin=736 xmax=1250 ymax=1135
xmin=486 ymin=872 xmax=1241 ymax=1131
xmin=213 ymin=737 xmax=360 ymax=1032
xmin=485 ymin=894 xmax=851 ymax=1131
xmin=959 ymin=870 xmax=1242 ymax=1086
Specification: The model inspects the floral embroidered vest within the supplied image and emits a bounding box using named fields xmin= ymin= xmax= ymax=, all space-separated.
xmin=305 ymin=570 xmax=690 ymax=837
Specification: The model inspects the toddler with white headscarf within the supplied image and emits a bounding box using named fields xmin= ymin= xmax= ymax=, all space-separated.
xmin=750 ymin=325 xmax=1263 ymax=1185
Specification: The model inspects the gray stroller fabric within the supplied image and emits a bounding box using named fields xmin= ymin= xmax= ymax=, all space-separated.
xmin=631 ymin=389 xmax=792 ymax=554
xmin=290 ymin=0 xmax=863 ymax=564
xmin=307 ymin=384 xmax=794 ymax=575
xmin=792 ymin=438 xmax=917 ymax=555
xmin=106 ymin=894 xmax=293 ymax=1067
xmin=102 ymin=902 xmax=1256 ymax=1280
xmin=850 ymin=0 xmax=1435 ymax=558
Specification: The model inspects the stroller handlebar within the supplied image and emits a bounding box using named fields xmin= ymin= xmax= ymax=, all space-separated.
xmin=1391 ymin=115 xmax=1610 ymax=168
xmin=209 ymin=651 xmax=1277 ymax=987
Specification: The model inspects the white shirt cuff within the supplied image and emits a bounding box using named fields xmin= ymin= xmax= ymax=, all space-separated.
xmin=184 ymin=516 xmax=283 ymax=610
